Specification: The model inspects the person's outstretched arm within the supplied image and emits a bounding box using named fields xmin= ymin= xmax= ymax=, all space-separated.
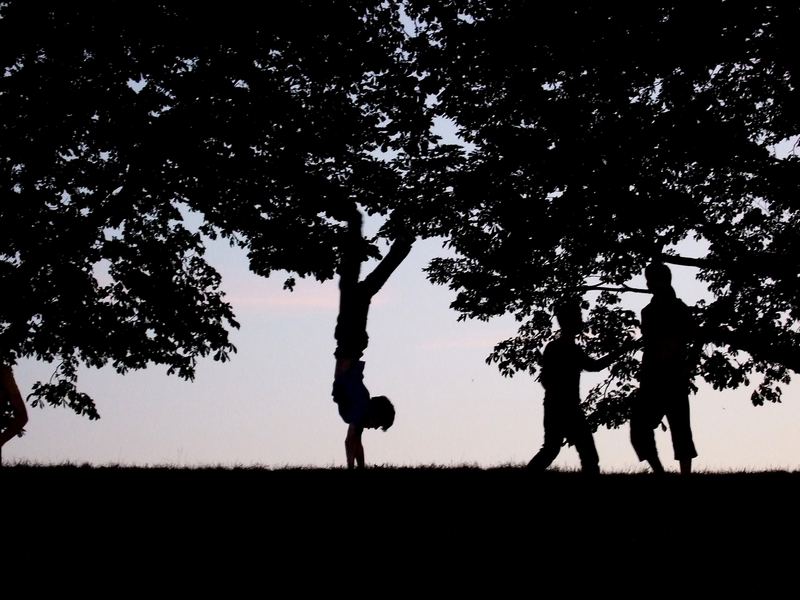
xmin=361 ymin=231 xmax=413 ymax=297
xmin=345 ymin=424 xmax=365 ymax=469
xmin=581 ymin=338 xmax=642 ymax=372
xmin=0 ymin=365 xmax=28 ymax=448
xmin=582 ymin=352 xmax=615 ymax=372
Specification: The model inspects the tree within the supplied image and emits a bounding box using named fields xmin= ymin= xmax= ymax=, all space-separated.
xmin=0 ymin=2 xmax=246 ymax=424
xmin=107 ymin=1 xmax=455 ymax=276
xmin=0 ymin=1 xmax=460 ymax=429
xmin=407 ymin=1 xmax=800 ymax=427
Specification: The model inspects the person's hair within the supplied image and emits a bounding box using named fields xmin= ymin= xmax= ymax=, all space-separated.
xmin=368 ymin=395 xmax=395 ymax=431
xmin=644 ymin=262 xmax=672 ymax=286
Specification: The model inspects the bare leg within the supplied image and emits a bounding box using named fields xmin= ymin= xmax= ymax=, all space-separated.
xmin=679 ymin=458 xmax=692 ymax=475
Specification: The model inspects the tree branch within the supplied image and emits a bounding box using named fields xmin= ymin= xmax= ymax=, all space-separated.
xmin=661 ymin=251 xmax=797 ymax=279
xmin=581 ymin=284 xmax=649 ymax=294
xmin=700 ymin=325 xmax=800 ymax=374
xmin=660 ymin=254 xmax=716 ymax=270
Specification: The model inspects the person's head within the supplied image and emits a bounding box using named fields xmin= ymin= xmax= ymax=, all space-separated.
xmin=644 ymin=262 xmax=673 ymax=294
xmin=364 ymin=395 xmax=395 ymax=431
xmin=553 ymin=299 xmax=583 ymax=337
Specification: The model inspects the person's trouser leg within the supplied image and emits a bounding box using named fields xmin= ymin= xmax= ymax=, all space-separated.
xmin=528 ymin=407 xmax=564 ymax=471
xmin=567 ymin=413 xmax=600 ymax=475
xmin=630 ymin=390 xmax=665 ymax=473
xmin=665 ymin=392 xmax=698 ymax=466
xmin=630 ymin=401 xmax=658 ymax=462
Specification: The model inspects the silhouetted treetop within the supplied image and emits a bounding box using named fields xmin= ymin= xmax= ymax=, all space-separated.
xmin=5 ymin=1 xmax=800 ymax=431
xmin=407 ymin=1 xmax=800 ymax=426
xmin=1 ymin=1 xmax=467 ymax=422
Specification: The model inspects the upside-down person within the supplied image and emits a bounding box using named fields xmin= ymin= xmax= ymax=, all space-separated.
xmin=331 ymin=207 xmax=411 ymax=469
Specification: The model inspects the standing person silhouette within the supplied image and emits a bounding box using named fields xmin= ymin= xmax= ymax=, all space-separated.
xmin=0 ymin=365 xmax=28 ymax=465
xmin=332 ymin=207 xmax=411 ymax=469
xmin=630 ymin=262 xmax=697 ymax=475
xmin=528 ymin=300 xmax=621 ymax=475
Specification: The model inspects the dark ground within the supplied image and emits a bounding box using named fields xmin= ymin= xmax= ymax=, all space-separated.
xmin=4 ymin=466 xmax=797 ymax=585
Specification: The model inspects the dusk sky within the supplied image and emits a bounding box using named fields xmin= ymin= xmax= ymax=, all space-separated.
xmin=7 ymin=216 xmax=800 ymax=472
xmin=4 ymin=46 xmax=799 ymax=472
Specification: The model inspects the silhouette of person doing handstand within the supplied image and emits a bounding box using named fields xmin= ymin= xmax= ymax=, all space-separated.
xmin=331 ymin=208 xmax=411 ymax=469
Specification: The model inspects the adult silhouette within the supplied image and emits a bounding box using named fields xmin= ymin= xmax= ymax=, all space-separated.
xmin=630 ymin=262 xmax=697 ymax=475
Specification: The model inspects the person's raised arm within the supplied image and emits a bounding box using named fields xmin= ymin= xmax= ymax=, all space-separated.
xmin=581 ymin=337 xmax=642 ymax=372
xmin=361 ymin=230 xmax=413 ymax=297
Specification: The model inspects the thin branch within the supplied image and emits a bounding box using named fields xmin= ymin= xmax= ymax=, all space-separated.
xmin=701 ymin=325 xmax=800 ymax=374
xmin=661 ymin=251 xmax=797 ymax=279
xmin=660 ymin=253 xmax=715 ymax=270
xmin=581 ymin=284 xmax=649 ymax=294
